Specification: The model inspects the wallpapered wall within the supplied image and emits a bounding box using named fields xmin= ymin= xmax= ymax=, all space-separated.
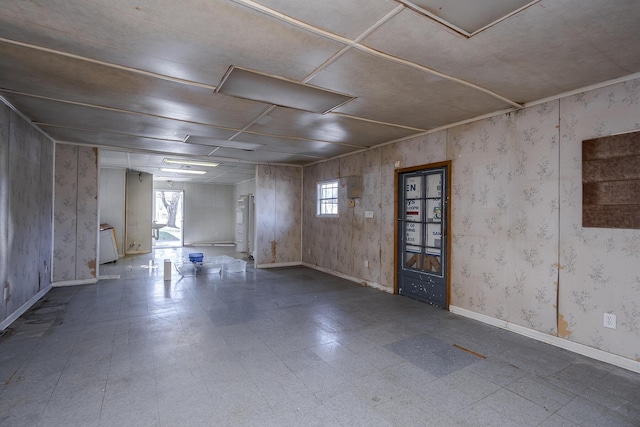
xmin=301 ymin=77 xmax=640 ymax=363
xmin=255 ymin=165 xmax=301 ymax=266
xmin=558 ymin=79 xmax=640 ymax=361
xmin=303 ymin=132 xmax=446 ymax=289
xmin=0 ymin=103 xmax=53 ymax=325
xmin=53 ymin=144 xmax=99 ymax=282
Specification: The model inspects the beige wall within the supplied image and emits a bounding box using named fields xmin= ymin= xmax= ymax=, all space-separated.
xmin=99 ymin=167 xmax=126 ymax=257
xmin=303 ymin=132 xmax=447 ymax=290
xmin=301 ymin=77 xmax=640 ymax=364
xmin=153 ymin=181 xmax=236 ymax=244
xmin=255 ymin=165 xmax=302 ymax=266
xmin=0 ymin=103 xmax=53 ymax=325
xmin=125 ymin=171 xmax=153 ymax=254
xmin=53 ymin=144 xmax=99 ymax=282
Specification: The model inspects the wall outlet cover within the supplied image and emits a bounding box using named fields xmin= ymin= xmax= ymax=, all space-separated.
xmin=603 ymin=313 xmax=616 ymax=329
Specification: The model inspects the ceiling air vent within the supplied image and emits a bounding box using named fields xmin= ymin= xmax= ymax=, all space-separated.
xmin=184 ymin=135 xmax=263 ymax=151
xmin=215 ymin=66 xmax=355 ymax=114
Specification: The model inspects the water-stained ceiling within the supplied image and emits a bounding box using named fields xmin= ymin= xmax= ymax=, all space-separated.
xmin=1 ymin=0 xmax=639 ymax=183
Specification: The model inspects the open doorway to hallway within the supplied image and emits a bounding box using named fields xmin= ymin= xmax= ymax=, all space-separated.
xmin=153 ymin=189 xmax=184 ymax=248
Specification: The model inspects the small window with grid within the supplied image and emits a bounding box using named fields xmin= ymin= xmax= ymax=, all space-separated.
xmin=317 ymin=180 xmax=338 ymax=217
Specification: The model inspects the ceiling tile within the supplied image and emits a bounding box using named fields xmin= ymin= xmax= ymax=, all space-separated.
xmin=40 ymin=126 xmax=214 ymax=156
xmin=1 ymin=91 xmax=240 ymax=142
xmin=252 ymin=0 xmax=397 ymax=39
xmin=246 ymin=107 xmax=420 ymax=147
xmin=232 ymin=133 xmax=356 ymax=158
xmin=362 ymin=8 xmax=557 ymax=102
xmin=0 ymin=42 xmax=270 ymax=128
xmin=310 ymin=48 xmax=512 ymax=129
xmin=0 ymin=0 xmax=347 ymax=84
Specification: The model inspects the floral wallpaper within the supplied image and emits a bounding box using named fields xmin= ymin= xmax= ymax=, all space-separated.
xmin=255 ymin=164 xmax=302 ymax=266
xmin=558 ymin=79 xmax=640 ymax=361
xmin=53 ymin=144 xmax=98 ymax=282
xmin=301 ymin=77 xmax=640 ymax=363
xmin=0 ymin=103 xmax=53 ymax=325
xmin=449 ymin=103 xmax=560 ymax=336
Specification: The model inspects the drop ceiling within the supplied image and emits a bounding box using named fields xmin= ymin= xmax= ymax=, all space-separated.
xmin=1 ymin=0 xmax=639 ymax=184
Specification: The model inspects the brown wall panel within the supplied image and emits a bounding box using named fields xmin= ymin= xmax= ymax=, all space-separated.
xmin=583 ymin=180 xmax=640 ymax=205
xmin=583 ymin=133 xmax=640 ymax=160
xmin=582 ymin=156 xmax=640 ymax=182
xmin=583 ymin=205 xmax=640 ymax=229
xmin=582 ymin=132 xmax=640 ymax=229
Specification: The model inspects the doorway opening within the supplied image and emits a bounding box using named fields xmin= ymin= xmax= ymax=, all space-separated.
xmin=153 ymin=189 xmax=184 ymax=248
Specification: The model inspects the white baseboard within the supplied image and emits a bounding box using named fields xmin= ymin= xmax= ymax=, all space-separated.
xmin=449 ymin=305 xmax=640 ymax=374
xmin=52 ymin=278 xmax=98 ymax=287
xmin=257 ymin=261 xmax=302 ymax=269
xmin=97 ymin=275 xmax=120 ymax=280
xmin=301 ymin=262 xmax=392 ymax=294
xmin=0 ymin=285 xmax=52 ymax=331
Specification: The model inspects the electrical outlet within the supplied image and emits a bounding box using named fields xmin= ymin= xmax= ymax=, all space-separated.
xmin=603 ymin=312 xmax=616 ymax=329
xmin=364 ymin=260 xmax=369 ymax=268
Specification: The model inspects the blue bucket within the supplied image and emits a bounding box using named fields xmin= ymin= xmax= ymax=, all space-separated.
xmin=188 ymin=253 xmax=204 ymax=263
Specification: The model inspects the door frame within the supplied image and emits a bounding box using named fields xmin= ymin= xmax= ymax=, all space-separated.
xmin=152 ymin=188 xmax=185 ymax=248
xmin=394 ymin=160 xmax=452 ymax=308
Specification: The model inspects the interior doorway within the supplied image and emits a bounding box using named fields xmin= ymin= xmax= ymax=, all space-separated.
xmin=153 ymin=189 xmax=184 ymax=248
xmin=396 ymin=161 xmax=451 ymax=308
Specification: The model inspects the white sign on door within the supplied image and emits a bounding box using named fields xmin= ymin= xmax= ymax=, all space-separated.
xmin=405 ymin=198 xmax=422 ymax=252
xmin=405 ymin=176 xmax=422 ymax=199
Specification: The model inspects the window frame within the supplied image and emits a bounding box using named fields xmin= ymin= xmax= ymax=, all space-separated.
xmin=316 ymin=179 xmax=339 ymax=218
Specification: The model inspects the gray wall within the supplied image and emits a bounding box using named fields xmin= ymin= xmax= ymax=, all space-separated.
xmin=154 ymin=181 xmax=235 ymax=244
xmin=125 ymin=171 xmax=153 ymax=254
xmin=234 ymin=177 xmax=256 ymax=201
xmin=0 ymin=102 xmax=53 ymax=325
xmin=99 ymin=168 xmax=126 ymax=257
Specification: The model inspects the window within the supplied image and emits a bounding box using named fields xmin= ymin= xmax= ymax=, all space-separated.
xmin=317 ymin=180 xmax=338 ymax=217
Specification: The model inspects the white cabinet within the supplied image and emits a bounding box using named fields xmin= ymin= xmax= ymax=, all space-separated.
xmin=99 ymin=225 xmax=119 ymax=264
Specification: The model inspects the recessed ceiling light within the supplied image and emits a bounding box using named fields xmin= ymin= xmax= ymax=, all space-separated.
xmin=216 ymin=66 xmax=355 ymax=114
xmin=164 ymin=158 xmax=219 ymax=167
xmin=160 ymin=168 xmax=207 ymax=175
xmin=184 ymin=135 xmax=263 ymax=151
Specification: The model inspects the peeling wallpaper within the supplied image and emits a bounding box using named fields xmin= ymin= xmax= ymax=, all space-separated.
xmin=301 ymin=77 xmax=640 ymax=363
xmin=0 ymin=103 xmax=53 ymax=325
xmin=255 ymin=165 xmax=301 ymax=266
xmin=53 ymin=144 xmax=98 ymax=282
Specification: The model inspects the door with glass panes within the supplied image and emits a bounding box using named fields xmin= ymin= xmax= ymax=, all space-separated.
xmin=397 ymin=163 xmax=449 ymax=308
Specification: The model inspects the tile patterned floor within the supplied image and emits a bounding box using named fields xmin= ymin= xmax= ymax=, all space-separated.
xmin=1 ymin=248 xmax=639 ymax=426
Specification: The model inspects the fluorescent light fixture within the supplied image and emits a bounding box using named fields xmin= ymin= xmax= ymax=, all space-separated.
xmin=160 ymin=168 xmax=207 ymax=175
xmin=184 ymin=135 xmax=263 ymax=151
xmin=164 ymin=158 xmax=219 ymax=167
xmin=216 ymin=66 xmax=355 ymax=114
xmin=153 ymin=176 xmax=193 ymax=182
xmin=398 ymin=0 xmax=538 ymax=36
